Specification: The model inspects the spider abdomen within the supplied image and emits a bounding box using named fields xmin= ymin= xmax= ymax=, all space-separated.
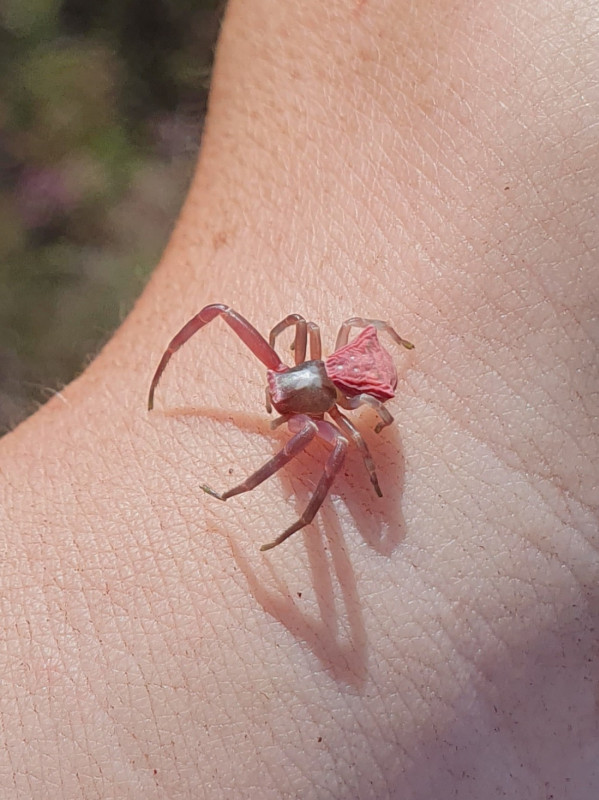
xmin=325 ymin=325 xmax=397 ymax=402
xmin=267 ymin=360 xmax=337 ymax=416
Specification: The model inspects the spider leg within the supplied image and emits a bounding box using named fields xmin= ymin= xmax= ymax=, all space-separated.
xmin=265 ymin=386 xmax=273 ymax=414
xmin=336 ymin=392 xmax=394 ymax=434
xmin=269 ymin=414 xmax=289 ymax=430
xmin=269 ymin=316 xmax=323 ymax=364
xmin=269 ymin=314 xmax=307 ymax=365
xmin=148 ymin=304 xmax=285 ymax=410
xmin=260 ymin=420 xmax=348 ymax=551
xmin=329 ymin=406 xmax=382 ymax=497
xmin=335 ymin=317 xmax=414 ymax=352
xmin=307 ymin=322 xmax=322 ymax=360
xmin=202 ymin=416 xmax=318 ymax=501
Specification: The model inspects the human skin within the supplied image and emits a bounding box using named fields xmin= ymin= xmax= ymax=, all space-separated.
xmin=0 ymin=0 xmax=598 ymax=797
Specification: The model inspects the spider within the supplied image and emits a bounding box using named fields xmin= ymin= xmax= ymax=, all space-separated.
xmin=148 ymin=304 xmax=414 ymax=551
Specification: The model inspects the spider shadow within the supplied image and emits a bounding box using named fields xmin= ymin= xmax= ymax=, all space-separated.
xmin=165 ymin=404 xmax=407 ymax=686
xmin=229 ymin=507 xmax=368 ymax=687
xmin=163 ymin=404 xmax=268 ymax=430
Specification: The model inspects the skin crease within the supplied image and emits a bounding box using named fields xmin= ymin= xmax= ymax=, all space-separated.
xmin=0 ymin=0 xmax=597 ymax=797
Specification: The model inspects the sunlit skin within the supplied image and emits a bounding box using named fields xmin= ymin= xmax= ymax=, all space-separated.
xmin=0 ymin=0 xmax=595 ymax=795
xmin=148 ymin=304 xmax=414 ymax=550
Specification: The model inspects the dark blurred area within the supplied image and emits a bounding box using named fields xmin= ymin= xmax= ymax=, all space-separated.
xmin=0 ymin=0 xmax=223 ymax=433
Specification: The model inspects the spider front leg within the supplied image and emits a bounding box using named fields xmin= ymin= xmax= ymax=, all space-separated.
xmin=270 ymin=314 xmax=307 ymax=365
xmin=335 ymin=317 xmax=414 ymax=352
xmin=337 ymin=392 xmax=394 ymax=434
xmin=269 ymin=314 xmax=322 ymax=364
xmin=306 ymin=322 xmax=322 ymax=360
xmin=148 ymin=304 xmax=285 ymax=410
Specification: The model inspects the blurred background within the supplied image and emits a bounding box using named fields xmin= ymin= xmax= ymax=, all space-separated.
xmin=0 ymin=0 xmax=223 ymax=433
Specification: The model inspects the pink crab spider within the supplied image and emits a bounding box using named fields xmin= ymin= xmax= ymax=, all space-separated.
xmin=148 ymin=304 xmax=414 ymax=551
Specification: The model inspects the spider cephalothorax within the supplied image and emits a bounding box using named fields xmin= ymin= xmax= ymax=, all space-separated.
xmin=148 ymin=304 xmax=413 ymax=551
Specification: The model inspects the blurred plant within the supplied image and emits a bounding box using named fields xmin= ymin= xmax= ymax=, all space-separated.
xmin=0 ymin=0 xmax=221 ymax=432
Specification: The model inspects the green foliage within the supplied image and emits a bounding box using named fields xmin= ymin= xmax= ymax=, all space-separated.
xmin=0 ymin=0 xmax=221 ymax=431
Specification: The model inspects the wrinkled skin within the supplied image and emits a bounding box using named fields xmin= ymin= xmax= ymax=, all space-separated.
xmin=0 ymin=1 xmax=597 ymax=798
